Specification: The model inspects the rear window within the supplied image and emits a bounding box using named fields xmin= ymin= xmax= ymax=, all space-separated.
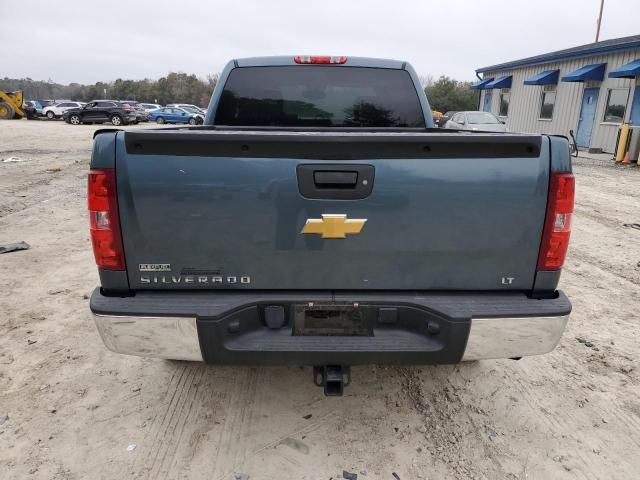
xmin=214 ymin=66 xmax=425 ymax=128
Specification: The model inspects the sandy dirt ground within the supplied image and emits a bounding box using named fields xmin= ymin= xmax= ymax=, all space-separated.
xmin=1 ymin=120 xmax=639 ymax=480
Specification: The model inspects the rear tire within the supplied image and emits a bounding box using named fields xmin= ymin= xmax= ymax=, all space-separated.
xmin=110 ymin=114 xmax=123 ymax=126
xmin=156 ymin=117 xmax=165 ymax=124
xmin=69 ymin=114 xmax=81 ymax=125
xmin=46 ymin=111 xmax=55 ymax=119
xmin=0 ymin=102 xmax=15 ymax=120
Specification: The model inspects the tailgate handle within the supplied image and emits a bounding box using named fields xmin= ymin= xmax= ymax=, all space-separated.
xmin=313 ymin=171 xmax=358 ymax=188
xmin=297 ymin=164 xmax=375 ymax=200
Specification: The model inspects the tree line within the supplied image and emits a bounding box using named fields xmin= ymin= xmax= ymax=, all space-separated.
xmin=422 ymin=75 xmax=480 ymax=113
xmin=0 ymin=72 xmax=218 ymax=107
xmin=1 ymin=72 xmax=479 ymax=112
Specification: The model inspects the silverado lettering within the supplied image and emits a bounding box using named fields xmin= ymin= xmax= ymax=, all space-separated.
xmin=139 ymin=275 xmax=251 ymax=284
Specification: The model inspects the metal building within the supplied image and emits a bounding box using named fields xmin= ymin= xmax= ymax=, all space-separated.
xmin=473 ymin=35 xmax=640 ymax=153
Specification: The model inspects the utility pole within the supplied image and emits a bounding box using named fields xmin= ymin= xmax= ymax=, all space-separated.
xmin=595 ymin=0 xmax=605 ymax=43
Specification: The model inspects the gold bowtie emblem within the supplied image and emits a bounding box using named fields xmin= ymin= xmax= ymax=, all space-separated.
xmin=301 ymin=214 xmax=367 ymax=239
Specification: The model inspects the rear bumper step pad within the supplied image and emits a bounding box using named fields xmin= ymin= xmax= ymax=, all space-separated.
xmin=90 ymin=289 xmax=571 ymax=365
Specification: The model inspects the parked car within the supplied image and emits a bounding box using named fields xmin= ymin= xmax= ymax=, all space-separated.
xmin=444 ymin=111 xmax=508 ymax=132
xmin=88 ymin=55 xmax=573 ymax=397
xmin=178 ymin=105 xmax=205 ymax=123
xmin=42 ymin=101 xmax=85 ymax=120
xmin=166 ymin=103 xmax=206 ymax=115
xmin=140 ymin=103 xmax=162 ymax=112
xmin=437 ymin=111 xmax=458 ymax=128
xmin=148 ymin=106 xmax=200 ymax=125
xmin=22 ymin=100 xmax=49 ymax=119
xmin=22 ymin=101 xmax=39 ymax=119
xmin=120 ymin=101 xmax=148 ymax=122
xmin=63 ymin=100 xmax=137 ymax=126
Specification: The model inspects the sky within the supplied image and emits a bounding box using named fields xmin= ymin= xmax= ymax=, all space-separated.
xmin=1 ymin=0 xmax=639 ymax=85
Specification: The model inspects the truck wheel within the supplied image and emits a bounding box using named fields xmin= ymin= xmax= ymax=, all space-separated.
xmin=46 ymin=111 xmax=55 ymax=119
xmin=69 ymin=114 xmax=81 ymax=125
xmin=156 ymin=117 xmax=165 ymax=124
xmin=188 ymin=117 xmax=197 ymax=125
xmin=110 ymin=114 xmax=123 ymax=126
xmin=0 ymin=102 xmax=15 ymax=120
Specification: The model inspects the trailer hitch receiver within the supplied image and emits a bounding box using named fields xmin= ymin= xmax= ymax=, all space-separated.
xmin=313 ymin=365 xmax=351 ymax=396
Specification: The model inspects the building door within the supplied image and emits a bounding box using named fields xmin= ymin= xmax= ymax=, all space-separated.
xmin=483 ymin=92 xmax=492 ymax=112
xmin=576 ymin=87 xmax=600 ymax=148
xmin=629 ymin=85 xmax=640 ymax=125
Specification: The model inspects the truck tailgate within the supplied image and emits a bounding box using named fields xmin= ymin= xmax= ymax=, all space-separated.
xmin=115 ymin=130 xmax=549 ymax=291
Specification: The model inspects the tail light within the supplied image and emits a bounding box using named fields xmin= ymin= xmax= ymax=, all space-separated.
xmin=537 ymin=172 xmax=575 ymax=271
xmin=88 ymin=169 xmax=126 ymax=270
xmin=294 ymin=56 xmax=347 ymax=64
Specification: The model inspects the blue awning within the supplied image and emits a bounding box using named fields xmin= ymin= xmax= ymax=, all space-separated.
xmin=523 ymin=69 xmax=559 ymax=85
xmin=470 ymin=78 xmax=494 ymax=89
xmin=608 ymin=59 xmax=640 ymax=78
xmin=561 ymin=63 xmax=606 ymax=82
xmin=484 ymin=76 xmax=512 ymax=89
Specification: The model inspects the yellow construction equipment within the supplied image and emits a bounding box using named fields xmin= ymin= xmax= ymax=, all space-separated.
xmin=0 ymin=90 xmax=25 ymax=119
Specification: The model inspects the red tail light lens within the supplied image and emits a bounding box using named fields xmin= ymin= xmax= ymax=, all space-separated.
xmin=88 ymin=169 xmax=126 ymax=270
xmin=537 ymin=172 xmax=575 ymax=271
xmin=294 ymin=56 xmax=347 ymax=64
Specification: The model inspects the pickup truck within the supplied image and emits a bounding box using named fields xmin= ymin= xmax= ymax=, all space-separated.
xmin=88 ymin=55 xmax=573 ymax=395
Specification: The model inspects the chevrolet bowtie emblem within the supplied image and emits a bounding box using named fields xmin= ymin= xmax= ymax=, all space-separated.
xmin=301 ymin=214 xmax=367 ymax=239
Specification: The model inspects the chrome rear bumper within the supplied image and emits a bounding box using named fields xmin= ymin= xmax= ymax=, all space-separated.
xmin=93 ymin=314 xmax=203 ymax=361
xmin=462 ymin=315 xmax=569 ymax=361
xmin=92 ymin=312 xmax=568 ymax=363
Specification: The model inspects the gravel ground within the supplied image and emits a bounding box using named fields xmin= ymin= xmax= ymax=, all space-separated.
xmin=1 ymin=120 xmax=639 ymax=480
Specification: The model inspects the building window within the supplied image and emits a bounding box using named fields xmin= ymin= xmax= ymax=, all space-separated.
xmin=483 ymin=92 xmax=493 ymax=112
xmin=539 ymin=88 xmax=556 ymax=120
xmin=602 ymin=88 xmax=629 ymax=123
xmin=499 ymin=89 xmax=510 ymax=117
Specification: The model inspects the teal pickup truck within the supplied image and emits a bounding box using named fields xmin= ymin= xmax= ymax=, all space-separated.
xmin=88 ymin=56 xmax=573 ymax=395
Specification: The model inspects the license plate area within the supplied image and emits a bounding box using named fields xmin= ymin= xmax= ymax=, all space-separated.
xmin=293 ymin=303 xmax=373 ymax=336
